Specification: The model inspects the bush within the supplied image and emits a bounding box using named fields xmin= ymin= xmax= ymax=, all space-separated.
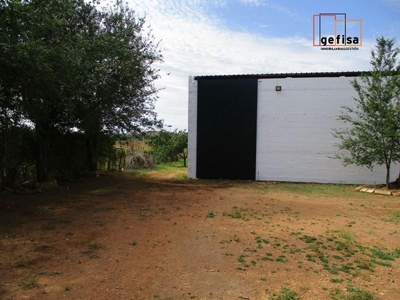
xmin=124 ymin=151 xmax=153 ymax=170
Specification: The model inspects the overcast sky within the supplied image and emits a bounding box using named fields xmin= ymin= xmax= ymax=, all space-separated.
xmin=126 ymin=0 xmax=400 ymax=130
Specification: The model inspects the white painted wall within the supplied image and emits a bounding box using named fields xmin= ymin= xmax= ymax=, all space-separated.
xmin=256 ymin=76 xmax=398 ymax=184
xmin=188 ymin=76 xmax=197 ymax=179
xmin=188 ymin=75 xmax=399 ymax=184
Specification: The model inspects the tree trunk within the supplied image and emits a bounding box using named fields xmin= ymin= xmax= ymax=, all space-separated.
xmin=0 ymin=147 xmax=4 ymax=188
xmin=0 ymin=119 xmax=6 ymax=188
xmin=86 ymin=136 xmax=98 ymax=171
xmin=1 ymin=110 xmax=11 ymax=187
xmin=386 ymin=163 xmax=390 ymax=188
xmin=36 ymin=127 xmax=49 ymax=183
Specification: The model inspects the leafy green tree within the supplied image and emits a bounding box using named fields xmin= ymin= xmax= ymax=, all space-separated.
xmin=333 ymin=37 xmax=400 ymax=187
xmin=0 ymin=124 xmax=36 ymax=188
xmin=173 ymin=131 xmax=188 ymax=167
xmin=0 ymin=0 xmax=162 ymax=182
xmin=0 ymin=0 xmax=87 ymax=182
xmin=71 ymin=2 xmax=162 ymax=171
xmin=0 ymin=84 xmax=24 ymax=186
xmin=148 ymin=130 xmax=175 ymax=163
xmin=148 ymin=130 xmax=188 ymax=166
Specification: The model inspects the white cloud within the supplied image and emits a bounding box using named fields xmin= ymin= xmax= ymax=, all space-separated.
xmin=383 ymin=0 xmax=400 ymax=9
xmin=238 ymin=0 xmax=264 ymax=6
xmin=128 ymin=0 xmax=372 ymax=130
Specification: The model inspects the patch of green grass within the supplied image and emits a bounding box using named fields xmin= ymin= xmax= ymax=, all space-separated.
xmin=345 ymin=285 xmax=375 ymax=300
xmin=330 ymin=278 xmax=344 ymax=284
xmin=369 ymin=248 xmax=394 ymax=261
xmin=329 ymin=266 xmax=340 ymax=275
xmin=128 ymin=158 xmax=187 ymax=177
xmin=318 ymin=253 xmax=329 ymax=264
xmin=340 ymin=264 xmax=352 ymax=273
xmin=84 ymin=242 xmax=102 ymax=254
xmin=174 ymin=173 xmax=188 ymax=180
xmin=88 ymin=242 xmax=102 ymax=250
xmin=275 ymin=183 xmax=353 ymax=198
xmin=152 ymin=159 xmax=188 ymax=171
xmin=381 ymin=210 xmax=400 ymax=224
xmin=335 ymin=240 xmax=349 ymax=251
xmin=18 ymin=276 xmax=38 ymax=290
xmin=391 ymin=248 xmax=400 ymax=258
xmin=356 ymin=260 xmax=374 ymax=272
xmin=12 ymin=260 xmax=31 ymax=268
xmin=262 ymin=256 xmax=274 ymax=261
xmin=306 ymin=254 xmax=315 ymax=262
xmin=339 ymin=230 xmax=355 ymax=245
xmin=269 ymin=287 xmax=299 ymax=300
xmin=289 ymin=247 xmax=301 ymax=254
xmin=227 ymin=208 xmax=242 ymax=218
xmin=301 ymin=235 xmax=317 ymax=243
xmin=206 ymin=211 xmax=215 ymax=218
xmin=370 ymin=259 xmax=391 ymax=267
xmin=307 ymin=243 xmax=320 ymax=251
xmin=276 ymin=255 xmax=287 ymax=263
xmin=129 ymin=170 xmax=149 ymax=177
xmin=329 ymin=287 xmax=344 ymax=298
xmin=65 ymin=285 xmax=71 ymax=291
xmin=392 ymin=210 xmax=400 ymax=218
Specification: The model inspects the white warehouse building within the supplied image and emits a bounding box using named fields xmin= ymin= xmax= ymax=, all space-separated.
xmin=188 ymin=72 xmax=397 ymax=185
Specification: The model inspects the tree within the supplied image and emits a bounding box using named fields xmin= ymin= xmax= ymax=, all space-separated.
xmin=0 ymin=0 xmax=162 ymax=182
xmin=173 ymin=131 xmax=188 ymax=167
xmin=148 ymin=130 xmax=188 ymax=166
xmin=333 ymin=37 xmax=400 ymax=187
xmin=0 ymin=0 xmax=88 ymax=182
xmin=71 ymin=2 xmax=162 ymax=171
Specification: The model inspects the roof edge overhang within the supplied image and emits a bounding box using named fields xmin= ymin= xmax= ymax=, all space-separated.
xmin=194 ymin=71 xmax=368 ymax=80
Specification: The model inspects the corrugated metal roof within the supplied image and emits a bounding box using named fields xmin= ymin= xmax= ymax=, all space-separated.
xmin=194 ymin=71 xmax=368 ymax=80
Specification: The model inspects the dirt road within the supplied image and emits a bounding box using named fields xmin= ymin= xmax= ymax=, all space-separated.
xmin=1 ymin=172 xmax=399 ymax=299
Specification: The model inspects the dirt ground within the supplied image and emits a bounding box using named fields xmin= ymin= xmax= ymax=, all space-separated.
xmin=1 ymin=170 xmax=400 ymax=300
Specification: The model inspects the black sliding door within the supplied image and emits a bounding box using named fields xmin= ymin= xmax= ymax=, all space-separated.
xmin=196 ymin=78 xmax=258 ymax=180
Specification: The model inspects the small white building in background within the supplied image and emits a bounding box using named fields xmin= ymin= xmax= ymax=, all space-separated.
xmin=188 ymin=72 xmax=397 ymax=185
